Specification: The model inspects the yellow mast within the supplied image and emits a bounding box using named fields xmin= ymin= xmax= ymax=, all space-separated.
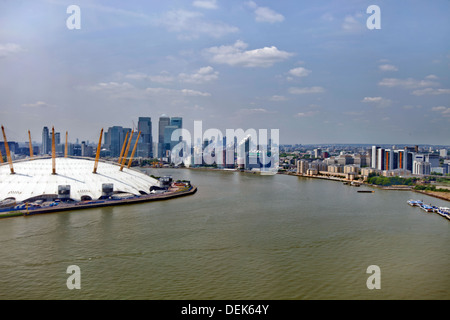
xmin=65 ymin=131 xmax=68 ymax=158
xmin=28 ymin=130 xmax=34 ymax=159
xmin=120 ymin=130 xmax=134 ymax=171
xmin=93 ymin=128 xmax=103 ymax=174
xmin=0 ymin=148 xmax=4 ymax=164
xmin=52 ymin=127 xmax=56 ymax=175
xmin=118 ymin=131 xmax=129 ymax=164
xmin=127 ymin=131 xmax=141 ymax=169
xmin=1 ymin=126 xmax=14 ymax=174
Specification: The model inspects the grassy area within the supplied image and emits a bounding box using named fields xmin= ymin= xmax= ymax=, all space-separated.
xmin=0 ymin=211 xmax=23 ymax=219
xmin=435 ymin=177 xmax=450 ymax=186
xmin=367 ymin=175 xmax=418 ymax=187
xmin=414 ymin=185 xmax=450 ymax=192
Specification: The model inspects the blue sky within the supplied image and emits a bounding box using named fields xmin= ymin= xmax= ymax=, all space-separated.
xmin=0 ymin=0 xmax=449 ymax=145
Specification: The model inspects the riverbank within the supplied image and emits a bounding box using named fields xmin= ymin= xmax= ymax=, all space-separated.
xmin=413 ymin=190 xmax=450 ymax=202
xmin=0 ymin=185 xmax=197 ymax=219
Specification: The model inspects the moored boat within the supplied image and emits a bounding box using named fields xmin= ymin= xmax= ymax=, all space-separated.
xmin=407 ymin=199 xmax=423 ymax=207
xmin=421 ymin=204 xmax=434 ymax=212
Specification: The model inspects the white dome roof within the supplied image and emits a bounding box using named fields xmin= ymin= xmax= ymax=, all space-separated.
xmin=0 ymin=158 xmax=158 ymax=202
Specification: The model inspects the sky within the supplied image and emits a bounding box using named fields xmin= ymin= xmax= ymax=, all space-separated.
xmin=0 ymin=0 xmax=449 ymax=146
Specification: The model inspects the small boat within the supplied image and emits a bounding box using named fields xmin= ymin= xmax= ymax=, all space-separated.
xmin=357 ymin=190 xmax=374 ymax=193
xmin=407 ymin=199 xmax=423 ymax=207
xmin=421 ymin=205 xmax=434 ymax=212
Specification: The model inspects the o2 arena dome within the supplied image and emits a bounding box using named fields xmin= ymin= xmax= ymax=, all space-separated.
xmin=0 ymin=125 xmax=159 ymax=205
xmin=0 ymin=157 xmax=159 ymax=203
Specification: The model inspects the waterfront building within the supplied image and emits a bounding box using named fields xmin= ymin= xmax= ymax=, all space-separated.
xmin=360 ymin=167 xmax=379 ymax=178
xmin=425 ymin=154 xmax=440 ymax=168
xmin=413 ymin=160 xmax=431 ymax=175
xmin=377 ymin=148 xmax=385 ymax=171
xmin=440 ymin=149 xmax=447 ymax=158
xmin=296 ymin=159 xmax=308 ymax=175
xmin=371 ymin=146 xmax=379 ymax=169
xmin=344 ymin=164 xmax=359 ymax=174
xmin=431 ymin=166 xmax=448 ymax=175
xmin=328 ymin=164 xmax=343 ymax=173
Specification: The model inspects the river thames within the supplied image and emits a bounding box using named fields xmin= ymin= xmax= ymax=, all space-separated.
xmin=0 ymin=168 xmax=448 ymax=300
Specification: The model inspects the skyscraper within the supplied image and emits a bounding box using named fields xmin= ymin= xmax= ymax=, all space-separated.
xmin=170 ymin=117 xmax=182 ymax=129
xmin=42 ymin=126 xmax=50 ymax=155
xmin=158 ymin=115 xmax=170 ymax=158
xmin=105 ymin=126 xmax=130 ymax=157
xmin=371 ymin=145 xmax=379 ymax=169
xmin=138 ymin=117 xmax=153 ymax=158
xmin=164 ymin=125 xmax=178 ymax=157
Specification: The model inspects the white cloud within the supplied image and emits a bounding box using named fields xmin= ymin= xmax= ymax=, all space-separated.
xmin=295 ymin=111 xmax=317 ymax=118
xmin=342 ymin=14 xmax=364 ymax=32
xmin=379 ymin=64 xmax=398 ymax=72
xmin=288 ymin=67 xmax=311 ymax=78
xmin=0 ymin=43 xmax=24 ymax=58
xmin=127 ymin=67 xmax=218 ymax=84
xmin=378 ymin=77 xmax=439 ymax=89
xmin=431 ymin=106 xmax=447 ymax=112
xmin=361 ymin=97 xmax=383 ymax=103
xmin=157 ymin=10 xmax=238 ymax=39
xmin=246 ymin=1 xmax=284 ymax=23
xmin=412 ymin=88 xmax=450 ymax=96
xmin=361 ymin=96 xmax=392 ymax=108
xmin=431 ymin=106 xmax=450 ymax=117
xmin=178 ymin=66 xmax=219 ymax=84
xmin=192 ymin=0 xmax=218 ymax=10
xmin=180 ymin=89 xmax=211 ymax=97
xmin=204 ymin=40 xmax=294 ymax=68
xmin=126 ymin=72 xmax=175 ymax=84
xmin=85 ymin=82 xmax=211 ymax=99
xmin=402 ymin=105 xmax=422 ymax=110
xmin=288 ymin=86 xmax=325 ymax=94
xmin=269 ymin=95 xmax=288 ymax=102
xmin=237 ymin=108 xmax=275 ymax=116
xmin=22 ymin=101 xmax=53 ymax=108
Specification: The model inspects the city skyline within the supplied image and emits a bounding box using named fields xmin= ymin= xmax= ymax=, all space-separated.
xmin=0 ymin=1 xmax=449 ymax=145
